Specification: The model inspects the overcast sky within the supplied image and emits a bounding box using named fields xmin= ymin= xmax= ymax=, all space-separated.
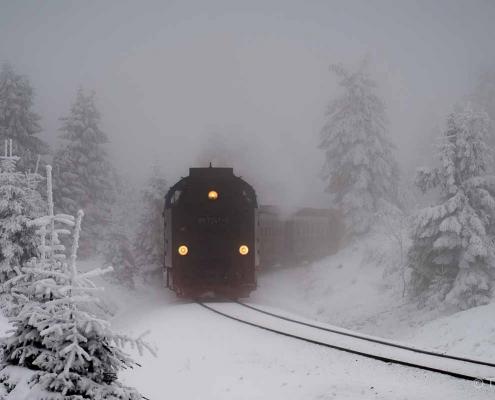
xmin=1 ymin=0 xmax=494 ymax=206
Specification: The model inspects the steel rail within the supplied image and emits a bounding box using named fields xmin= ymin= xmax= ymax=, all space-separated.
xmin=198 ymin=301 xmax=495 ymax=386
xmin=236 ymin=301 xmax=495 ymax=369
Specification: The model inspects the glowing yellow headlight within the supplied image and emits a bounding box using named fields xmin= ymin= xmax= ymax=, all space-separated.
xmin=239 ymin=245 xmax=249 ymax=256
xmin=208 ymin=190 xmax=218 ymax=200
xmin=178 ymin=245 xmax=189 ymax=256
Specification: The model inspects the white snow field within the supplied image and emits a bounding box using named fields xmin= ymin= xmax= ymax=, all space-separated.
xmin=3 ymin=229 xmax=495 ymax=400
xmin=103 ymin=229 xmax=495 ymax=400
xmin=251 ymin=230 xmax=495 ymax=361
xmin=404 ymin=303 xmax=495 ymax=361
xmin=251 ymin=232 xmax=424 ymax=339
xmin=114 ymin=298 xmax=494 ymax=400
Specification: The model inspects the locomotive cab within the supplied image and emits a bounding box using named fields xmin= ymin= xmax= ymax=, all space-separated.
xmin=164 ymin=167 xmax=258 ymax=299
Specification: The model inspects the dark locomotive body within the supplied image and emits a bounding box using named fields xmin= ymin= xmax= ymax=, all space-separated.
xmin=164 ymin=167 xmax=258 ymax=298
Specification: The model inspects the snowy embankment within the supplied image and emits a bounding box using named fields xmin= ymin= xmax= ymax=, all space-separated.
xmin=3 ymin=237 xmax=494 ymax=399
xmin=114 ymin=301 xmax=493 ymax=400
xmin=252 ymin=232 xmax=495 ymax=362
xmin=92 ymin=248 xmax=494 ymax=399
xmin=403 ymin=303 xmax=495 ymax=361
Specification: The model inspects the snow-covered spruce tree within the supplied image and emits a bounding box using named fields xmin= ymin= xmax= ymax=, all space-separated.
xmin=134 ymin=164 xmax=167 ymax=281
xmin=319 ymin=61 xmax=399 ymax=237
xmin=53 ymin=88 xmax=116 ymax=257
xmin=0 ymin=166 xmax=152 ymax=399
xmin=408 ymin=106 xmax=495 ymax=309
xmin=0 ymin=63 xmax=49 ymax=172
xmin=102 ymin=186 xmax=138 ymax=288
xmin=0 ymin=140 xmax=44 ymax=313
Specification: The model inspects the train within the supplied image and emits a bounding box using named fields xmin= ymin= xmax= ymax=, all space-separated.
xmin=163 ymin=166 xmax=343 ymax=299
xmin=257 ymin=205 xmax=343 ymax=268
xmin=164 ymin=166 xmax=258 ymax=298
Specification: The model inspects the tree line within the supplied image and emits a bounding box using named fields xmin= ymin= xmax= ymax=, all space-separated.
xmin=0 ymin=62 xmax=166 ymax=288
xmin=319 ymin=59 xmax=495 ymax=311
xmin=0 ymin=63 xmax=157 ymax=398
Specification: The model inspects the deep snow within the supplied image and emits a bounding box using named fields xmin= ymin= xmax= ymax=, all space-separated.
xmin=2 ymin=232 xmax=495 ymax=399
xmin=251 ymin=231 xmax=489 ymax=352
xmin=115 ymin=301 xmax=495 ymax=400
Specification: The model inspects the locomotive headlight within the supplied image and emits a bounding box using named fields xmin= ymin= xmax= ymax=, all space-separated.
xmin=239 ymin=245 xmax=249 ymax=256
xmin=178 ymin=245 xmax=189 ymax=256
xmin=208 ymin=190 xmax=218 ymax=200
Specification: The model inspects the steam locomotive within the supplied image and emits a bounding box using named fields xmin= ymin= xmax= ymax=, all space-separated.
xmin=164 ymin=166 xmax=258 ymax=298
xmin=163 ymin=166 xmax=343 ymax=299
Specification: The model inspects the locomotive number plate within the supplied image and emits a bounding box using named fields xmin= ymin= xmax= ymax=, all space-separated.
xmin=197 ymin=216 xmax=229 ymax=225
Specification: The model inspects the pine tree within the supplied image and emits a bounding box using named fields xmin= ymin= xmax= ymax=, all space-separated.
xmin=408 ymin=105 xmax=495 ymax=309
xmin=102 ymin=186 xmax=138 ymax=288
xmin=0 ymin=63 xmax=49 ymax=171
xmin=53 ymin=88 xmax=116 ymax=257
xmin=134 ymin=164 xmax=167 ymax=281
xmin=319 ymin=60 xmax=399 ymax=236
xmin=0 ymin=139 xmax=44 ymax=313
xmin=0 ymin=166 xmax=152 ymax=399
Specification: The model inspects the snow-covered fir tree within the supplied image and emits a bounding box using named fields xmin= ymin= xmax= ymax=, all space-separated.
xmin=319 ymin=60 xmax=399 ymax=237
xmin=0 ymin=63 xmax=49 ymax=171
xmin=408 ymin=105 xmax=495 ymax=309
xmin=102 ymin=185 xmax=138 ymax=288
xmin=134 ymin=164 xmax=167 ymax=281
xmin=53 ymin=88 xmax=116 ymax=257
xmin=0 ymin=139 xmax=44 ymax=313
xmin=0 ymin=165 xmax=152 ymax=399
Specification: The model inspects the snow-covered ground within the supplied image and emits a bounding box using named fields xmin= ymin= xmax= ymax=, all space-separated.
xmin=100 ymin=228 xmax=495 ymax=400
xmin=115 ymin=299 xmax=494 ymax=400
xmin=3 ymin=232 xmax=495 ymax=399
xmin=79 ymin=234 xmax=495 ymax=398
xmin=252 ymin=232 xmax=495 ymax=361
xmin=252 ymin=233 xmax=412 ymax=337
xmin=403 ymin=303 xmax=495 ymax=361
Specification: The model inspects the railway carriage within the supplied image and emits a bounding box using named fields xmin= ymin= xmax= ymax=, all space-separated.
xmin=258 ymin=206 xmax=343 ymax=268
xmin=163 ymin=165 xmax=343 ymax=299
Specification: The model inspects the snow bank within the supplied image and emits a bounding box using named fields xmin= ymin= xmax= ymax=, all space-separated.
xmin=253 ymin=230 xmax=495 ymax=362
xmin=404 ymin=302 xmax=495 ymax=360
xmin=117 ymin=303 xmax=495 ymax=400
xmin=253 ymin=232 xmax=420 ymax=337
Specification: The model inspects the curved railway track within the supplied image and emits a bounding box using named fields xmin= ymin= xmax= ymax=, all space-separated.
xmin=198 ymin=300 xmax=495 ymax=386
xmin=235 ymin=301 xmax=495 ymax=368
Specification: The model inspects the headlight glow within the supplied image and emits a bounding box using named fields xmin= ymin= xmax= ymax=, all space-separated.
xmin=178 ymin=245 xmax=189 ymax=256
xmin=239 ymin=245 xmax=249 ymax=256
xmin=208 ymin=190 xmax=219 ymax=200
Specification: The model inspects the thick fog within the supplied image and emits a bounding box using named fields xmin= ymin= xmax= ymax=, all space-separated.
xmin=1 ymin=0 xmax=494 ymax=207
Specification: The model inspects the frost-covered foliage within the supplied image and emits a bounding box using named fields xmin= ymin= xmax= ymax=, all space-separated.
xmin=408 ymin=106 xmax=495 ymax=310
xmin=0 ymin=166 xmax=151 ymax=399
xmin=377 ymin=206 xmax=411 ymax=298
xmin=319 ymin=60 xmax=399 ymax=237
xmin=0 ymin=63 xmax=49 ymax=172
xmin=102 ymin=186 xmax=138 ymax=288
xmin=0 ymin=140 xmax=44 ymax=313
xmin=53 ymin=88 xmax=116 ymax=257
xmin=103 ymin=229 xmax=136 ymax=289
xmin=134 ymin=164 xmax=167 ymax=281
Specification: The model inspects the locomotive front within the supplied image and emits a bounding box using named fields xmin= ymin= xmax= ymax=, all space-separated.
xmin=164 ymin=167 xmax=258 ymax=298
